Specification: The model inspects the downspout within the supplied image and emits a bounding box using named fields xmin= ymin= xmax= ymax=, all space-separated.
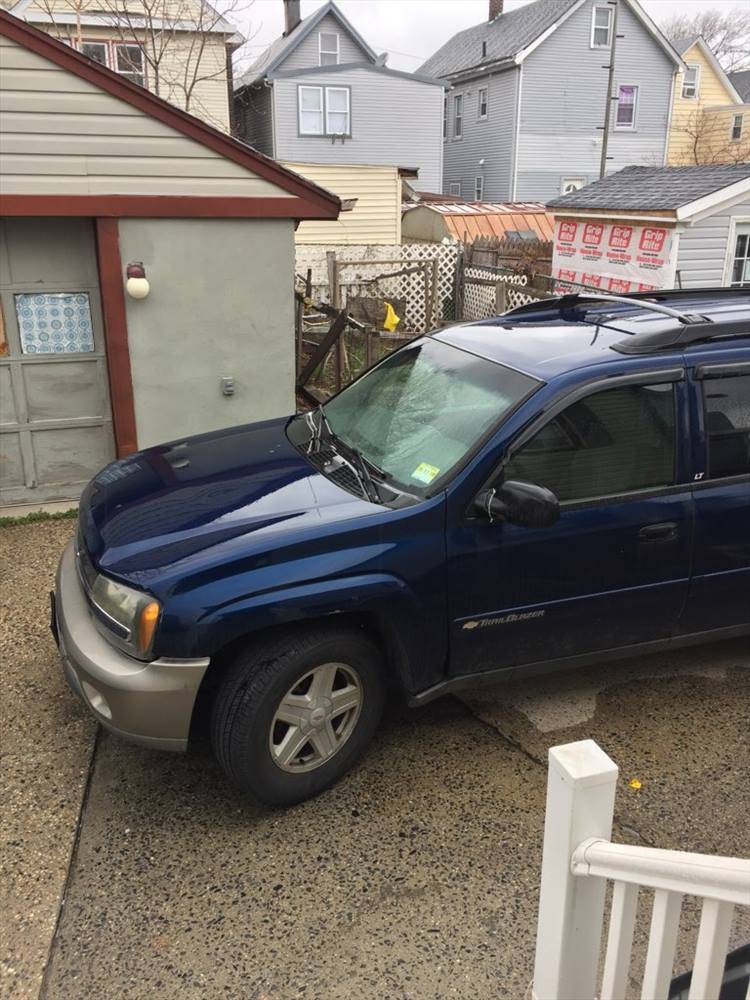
xmin=511 ymin=63 xmax=523 ymax=200
xmin=663 ymin=66 xmax=678 ymax=165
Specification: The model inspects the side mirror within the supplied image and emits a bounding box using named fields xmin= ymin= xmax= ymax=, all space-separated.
xmin=474 ymin=480 xmax=560 ymax=529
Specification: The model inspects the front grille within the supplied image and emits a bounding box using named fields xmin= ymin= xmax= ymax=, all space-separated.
xmin=305 ymin=445 xmax=364 ymax=498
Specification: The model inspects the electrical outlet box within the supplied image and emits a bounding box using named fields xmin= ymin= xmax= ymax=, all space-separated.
xmin=221 ymin=376 xmax=234 ymax=397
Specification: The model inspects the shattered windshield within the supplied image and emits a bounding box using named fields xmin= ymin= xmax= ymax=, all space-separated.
xmin=323 ymin=338 xmax=538 ymax=494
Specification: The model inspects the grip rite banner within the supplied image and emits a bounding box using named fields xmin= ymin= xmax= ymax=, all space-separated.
xmin=552 ymin=217 xmax=678 ymax=292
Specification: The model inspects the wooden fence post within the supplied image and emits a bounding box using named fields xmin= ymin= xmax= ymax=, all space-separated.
xmin=532 ymin=740 xmax=618 ymax=1000
xmin=494 ymin=280 xmax=507 ymax=315
xmin=454 ymin=245 xmax=465 ymax=321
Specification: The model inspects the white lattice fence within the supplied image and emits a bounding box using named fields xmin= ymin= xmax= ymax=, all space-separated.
xmin=462 ymin=267 xmax=528 ymax=321
xmin=295 ymin=243 xmax=460 ymax=333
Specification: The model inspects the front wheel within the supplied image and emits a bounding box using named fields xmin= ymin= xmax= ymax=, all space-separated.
xmin=210 ymin=627 xmax=386 ymax=806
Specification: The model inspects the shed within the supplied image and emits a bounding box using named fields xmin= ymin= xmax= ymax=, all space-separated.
xmin=401 ymin=201 xmax=554 ymax=244
xmin=0 ymin=11 xmax=339 ymax=506
xmin=547 ymin=164 xmax=750 ymax=292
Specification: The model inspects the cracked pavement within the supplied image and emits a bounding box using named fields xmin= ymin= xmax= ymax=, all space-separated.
xmin=2 ymin=521 xmax=748 ymax=1000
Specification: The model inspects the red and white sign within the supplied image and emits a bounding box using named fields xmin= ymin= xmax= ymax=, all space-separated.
xmin=552 ymin=217 xmax=677 ymax=292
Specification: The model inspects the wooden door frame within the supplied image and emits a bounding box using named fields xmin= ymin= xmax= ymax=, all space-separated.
xmin=94 ymin=219 xmax=138 ymax=457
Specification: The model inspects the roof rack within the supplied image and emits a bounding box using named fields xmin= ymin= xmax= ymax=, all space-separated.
xmin=502 ymin=288 xmax=750 ymax=355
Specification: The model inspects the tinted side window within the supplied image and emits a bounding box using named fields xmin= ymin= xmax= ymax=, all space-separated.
xmin=703 ymin=374 xmax=750 ymax=479
xmin=503 ymin=383 xmax=676 ymax=502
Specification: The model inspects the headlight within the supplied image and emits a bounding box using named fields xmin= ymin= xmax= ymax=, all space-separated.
xmin=90 ymin=574 xmax=161 ymax=659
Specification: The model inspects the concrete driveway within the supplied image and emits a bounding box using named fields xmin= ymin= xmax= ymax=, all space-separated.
xmin=2 ymin=521 xmax=748 ymax=1000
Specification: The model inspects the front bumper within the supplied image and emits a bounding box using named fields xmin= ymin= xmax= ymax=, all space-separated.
xmin=53 ymin=540 xmax=210 ymax=752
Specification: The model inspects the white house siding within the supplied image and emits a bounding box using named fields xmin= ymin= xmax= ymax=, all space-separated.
xmin=273 ymin=68 xmax=443 ymax=192
xmin=0 ymin=35 xmax=292 ymax=197
xmin=517 ymin=0 xmax=675 ymax=201
xmin=443 ymin=67 xmax=519 ymax=201
xmin=236 ymin=83 xmax=275 ymax=156
xmin=676 ymin=194 xmax=750 ymax=287
xmin=118 ymin=218 xmax=296 ymax=447
xmin=282 ymin=162 xmax=400 ymax=243
xmin=279 ymin=11 xmax=370 ymax=72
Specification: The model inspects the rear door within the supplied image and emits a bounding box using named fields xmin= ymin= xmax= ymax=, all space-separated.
xmin=446 ymin=369 xmax=694 ymax=675
xmin=682 ymin=356 xmax=750 ymax=631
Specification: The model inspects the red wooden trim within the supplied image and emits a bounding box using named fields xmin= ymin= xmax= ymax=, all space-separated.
xmin=95 ymin=218 xmax=138 ymax=457
xmin=0 ymin=11 xmax=340 ymax=218
xmin=1 ymin=194 xmax=339 ymax=219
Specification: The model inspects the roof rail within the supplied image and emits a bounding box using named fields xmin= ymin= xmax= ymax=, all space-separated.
xmin=502 ymin=288 xmax=750 ymax=355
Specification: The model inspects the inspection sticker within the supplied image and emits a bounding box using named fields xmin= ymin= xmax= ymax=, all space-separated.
xmin=411 ymin=462 xmax=440 ymax=485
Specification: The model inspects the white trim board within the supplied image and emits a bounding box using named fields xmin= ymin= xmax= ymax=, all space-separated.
xmin=676 ymin=177 xmax=750 ymax=221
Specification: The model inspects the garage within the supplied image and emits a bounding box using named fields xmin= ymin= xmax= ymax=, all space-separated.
xmin=0 ymin=11 xmax=339 ymax=507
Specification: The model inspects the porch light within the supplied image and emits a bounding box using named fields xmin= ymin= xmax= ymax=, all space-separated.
xmin=125 ymin=261 xmax=150 ymax=299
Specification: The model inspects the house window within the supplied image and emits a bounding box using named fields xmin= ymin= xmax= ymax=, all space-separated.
xmin=319 ymin=32 xmax=339 ymax=66
xmin=78 ymin=40 xmax=144 ymax=86
xmin=482 ymin=40 xmax=487 ymax=59
xmin=561 ymin=177 xmax=585 ymax=194
xmin=299 ymin=85 xmax=324 ymax=134
xmin=325 ymin=87 xmax=350 ymax=135
xmin=114 ymin=44 xmax=144 ymax=86
xmin=81 ymin=41 xmax=107 ymax=66
xmin=453 ymin=94 xmax=463 ymax=138
xmin=681 ymin=64 xmax=700 ymax=100
xmin=298 ymin=86 xmax=350 ymax=136
xmin=591 ymin=5 xmax=613 ymax=48
xmin=727 ymin=223 xmax=750 ymax=286
xmin=478 ymin=86 xmax=488 ymax=119
xmin=474 ymin=175 xmax=484 ymax=201
xmin=443 ymin=96 xmax=447 ymax=140
xmin=449 ymin=182 xmax=461 ymax=196
xmin=731 ymin=113 xmax=744 ymax=141
xmin=615 ymin=84 xmax=638 ymax=129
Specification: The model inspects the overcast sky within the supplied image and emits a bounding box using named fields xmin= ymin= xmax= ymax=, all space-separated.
xmin=236 ymin=0 xmax=747 ymax=72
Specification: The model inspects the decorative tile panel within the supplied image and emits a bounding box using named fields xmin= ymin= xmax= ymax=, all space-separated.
xmin=15 ymin=293 xmax=94 ymax=355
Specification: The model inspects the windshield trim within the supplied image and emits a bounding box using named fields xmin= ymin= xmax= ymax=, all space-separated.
xmin=323 ymin=335 xmax=544 ymax=500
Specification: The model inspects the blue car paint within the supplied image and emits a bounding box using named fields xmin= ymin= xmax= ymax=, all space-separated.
xmin=78 ymin=292 xmax=750 ymax=700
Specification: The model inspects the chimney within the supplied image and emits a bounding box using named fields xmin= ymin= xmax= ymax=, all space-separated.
xmin=489 ymin=0 xmax=503 ymax=20
xmin=283 ymin=0 xmax=301 ymax=36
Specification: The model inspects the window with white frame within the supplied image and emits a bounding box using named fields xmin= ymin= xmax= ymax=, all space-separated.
xmin=615 ymin=84 xmax=638 ymax=129
xmin=727 ymin=223 xmax=750 ymax=286
xmin=78 ymin=39 xmax=144 ymax=86
xmin=474 ymin=175 xmax=484 ymax=201
xmin=681 ymin=63 xmax=700 ymax=99
xmin=325 ymin=87 xmax=350 ymax=134
xmin=478 ymin=86 xmax=488 ymax=119
xmin=453 ymin=94 xmax=463 ymax=138
xmin=298 ymin=85 xmax=350 ymax=136
xmin=299 ymin=85 xmax=324 ymax=134
xmin=319 ymin=32 xmax=339 ymax=66
xmin=449 ymin=182 xmax=461 ymax=196
xmin=591 ymin=5 xmax=613 ymax=48
xmin=731 ymin=113 xmax=744 ymax=141
xmin=115 ymin=44 xmax=145 ymax=86
xmin=561 ymin=177 xmax=585 ymax=194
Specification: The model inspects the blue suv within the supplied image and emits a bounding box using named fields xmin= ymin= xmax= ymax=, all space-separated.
xmin=52 ymin=289 xmax=750 ymax=805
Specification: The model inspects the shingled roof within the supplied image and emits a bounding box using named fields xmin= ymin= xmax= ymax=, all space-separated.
xmin=419 ymin=0 xmax=578 ymax=79
xmin=547 ymin=164 xmax=750 ymax=211
xmin=729 ymin=70 xmax=750 ymax=103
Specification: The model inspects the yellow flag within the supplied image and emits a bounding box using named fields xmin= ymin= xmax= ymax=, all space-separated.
xmin=383 ymin=301 xmax=400 ymax=332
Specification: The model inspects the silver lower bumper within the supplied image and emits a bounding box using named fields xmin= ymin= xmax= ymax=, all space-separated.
xmin=54 ymin=540 xmax=210 ymax=752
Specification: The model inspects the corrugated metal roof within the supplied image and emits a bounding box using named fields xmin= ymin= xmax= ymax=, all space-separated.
xmin=424 ymin=202 xmax=554 ymax=241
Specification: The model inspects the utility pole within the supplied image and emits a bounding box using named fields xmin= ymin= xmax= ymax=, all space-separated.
xmin=599 ymin=0 xmax=620 ymax=179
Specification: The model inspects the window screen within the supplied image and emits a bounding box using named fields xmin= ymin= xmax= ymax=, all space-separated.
xmin=703 ymin=375 xmax=750 ymax=479
xmin=503 ymin=383 xmax=676 ymax=502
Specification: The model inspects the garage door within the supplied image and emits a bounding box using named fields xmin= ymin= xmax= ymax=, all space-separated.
xmin=0 ymin=218 xmax=115 ymax=505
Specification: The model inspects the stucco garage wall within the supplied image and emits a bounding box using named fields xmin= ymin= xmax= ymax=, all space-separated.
xmin=118 ymin=218 xmax=295 ymax=448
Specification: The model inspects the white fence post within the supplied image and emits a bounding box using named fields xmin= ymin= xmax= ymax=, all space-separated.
xmin=532 ymin=740 xmax=619 ymax=1000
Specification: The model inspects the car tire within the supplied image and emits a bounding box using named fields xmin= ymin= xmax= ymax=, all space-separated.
xmin=210 ymin=626 xmax=386 ymax=806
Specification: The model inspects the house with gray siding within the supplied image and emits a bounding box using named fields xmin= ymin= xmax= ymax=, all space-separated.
xmin=233 ymin=1 xmax=445 ymax=192
xmin=419 ymin=0 xmax=684 ymax=203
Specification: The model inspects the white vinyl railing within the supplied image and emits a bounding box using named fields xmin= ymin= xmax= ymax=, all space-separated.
xmin=532 ymin=740 xmax=750 ymax=1000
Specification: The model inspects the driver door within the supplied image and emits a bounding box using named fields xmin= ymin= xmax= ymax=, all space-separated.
xmin=447 ymin=372 xmax=693 ymax=676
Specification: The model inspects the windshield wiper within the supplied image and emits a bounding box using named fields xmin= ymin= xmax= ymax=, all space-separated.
xmin=304 ymin=405 xmax=379 ymax=502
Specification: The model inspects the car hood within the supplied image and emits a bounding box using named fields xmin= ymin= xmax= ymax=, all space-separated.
xmin=79 ymin=417 xmax=380 ymax=584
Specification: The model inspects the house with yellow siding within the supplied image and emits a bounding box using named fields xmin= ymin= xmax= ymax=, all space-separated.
xmin=5 ymin=0 xmax=241 ymax=130
xmin=668 ymin=36 xmax=750 ymax=166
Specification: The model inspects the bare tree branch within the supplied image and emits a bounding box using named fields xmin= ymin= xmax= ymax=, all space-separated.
xmin=671 ymin=107 xmax=750 ymax=164
xmin=660 ymin=8 xmax=750 ymax=72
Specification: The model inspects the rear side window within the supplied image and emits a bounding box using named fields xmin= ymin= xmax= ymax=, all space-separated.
xmin=703 ymin=374 xmax=750 ymax=479
xmin=503 ymin=383 xmax=676 ymax=502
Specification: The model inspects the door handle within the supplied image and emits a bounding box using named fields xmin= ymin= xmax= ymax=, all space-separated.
xmin=638 ymin=521 xmax=678 ymax=542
